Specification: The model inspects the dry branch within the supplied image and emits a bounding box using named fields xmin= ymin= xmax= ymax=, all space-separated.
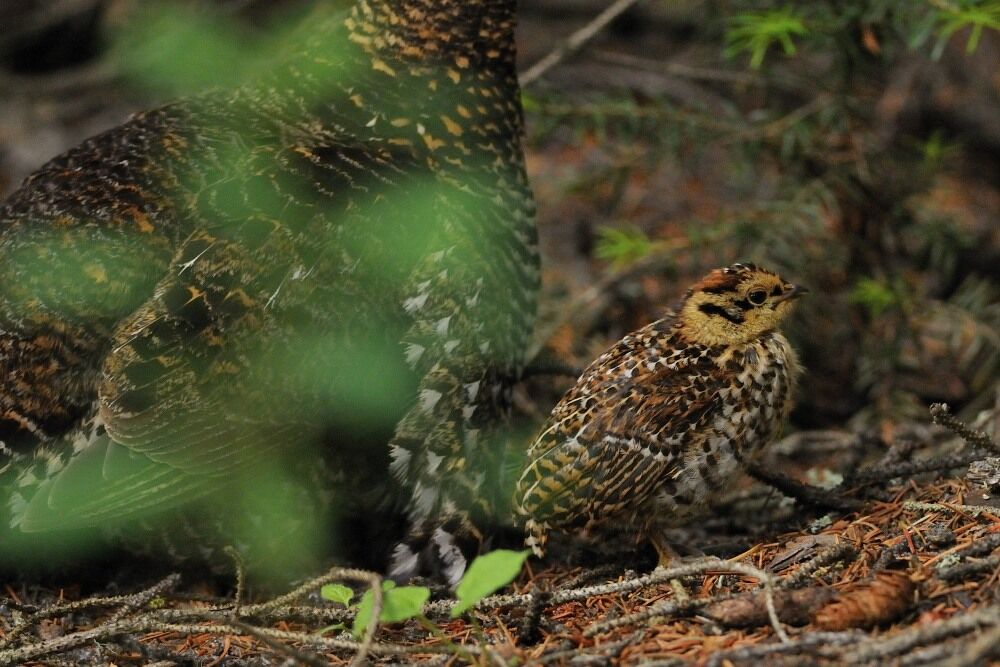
xmin=930 ymin=403 xmax=1000 ymax=454
xmin=520 ymin=0 xmax=647 ymax=86
xmin=841 ymin=605 xmax=1000 ymax=664
xmin=580 ymin=558 xmax=789 ymax=642
xmin=745 ymin=460 xmax=862 ymax=511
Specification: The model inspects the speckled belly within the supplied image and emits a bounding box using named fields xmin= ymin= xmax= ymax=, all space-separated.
xmin=647 ymin=336 xmax=796 ymax=525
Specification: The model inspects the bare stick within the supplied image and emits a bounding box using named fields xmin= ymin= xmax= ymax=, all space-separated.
xmin=0 ymin=573 xmax=179 ymax=651
xmin=745 ymin=460 xmax=862 ymax=511
xmin=224 ymin=546 xmax=246 ymax=613
xmin=903 ymin=500 xmax=1000 ymax=518
xmin=706 ymin=631 xmax=862 ymax=667
xmin=579 ymin=558 xmax=789 ymax=642
xmin=225 ymin=617 xmax=330 ymax=667
xmin=422 ymin=556 xmax=752 ymax=616
xmin=842 ymin=606 xmax=1000 ymax=663
xmin=241 ymin=566 xmax=376 ymax=616
xmin=521 ymin=0 xmax=647 ymax=87
xmin=0 ymin=616 xmax=474 ymax=665
xmin=104 ymin=574 xmax=180 ymax=627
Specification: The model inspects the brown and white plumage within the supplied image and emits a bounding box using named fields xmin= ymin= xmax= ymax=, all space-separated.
xmin=0 ymin=0 xmax=538 ymax=580
xmin=515 ymin=264 xmax=805 ymax=564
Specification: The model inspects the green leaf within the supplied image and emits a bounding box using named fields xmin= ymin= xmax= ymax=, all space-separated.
xmin=352 ymin=582 xmax=430 ymax=638
xmin=451 ymin=549 xmax=529 ymax=618
xmin=320 ymin=583 xmax=355 ymax=607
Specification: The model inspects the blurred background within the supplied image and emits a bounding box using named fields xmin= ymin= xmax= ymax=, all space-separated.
xmin=1 ymin=0 xmax=997 ymax=438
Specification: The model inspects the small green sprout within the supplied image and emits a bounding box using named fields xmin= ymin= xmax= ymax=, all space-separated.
xmin=317 ymin=549 xmax=528 ymax=639
xmin=451 ymin=549 xmax=530 ymax=618
xmin=351 ymin=581 xmax=431 ymax=638
xmin=320 ymin=583 xmax=355 ymax=607
xmin=724 ymin=8 xmax=808 ymax=69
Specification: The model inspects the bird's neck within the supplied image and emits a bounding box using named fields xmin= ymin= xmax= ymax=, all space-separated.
xmin=345 ymin=0 xmax=518 ymax=73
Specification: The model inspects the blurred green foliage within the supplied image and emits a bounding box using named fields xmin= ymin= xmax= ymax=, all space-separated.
xmin=724 ymin=7 xmax=808 ymax=69
xmin=113 ymin=1 xmax=344 ymax=95
xmin=115 ymin=2 xmax=254 ymax=92
xmin=1 ymin=0 xmax=510 ymax=577
xmin=931 ymin=1 xmax=1000 ymax=57
xmin=851 ymin=278 xmax=902 ymax=317
xmin=595 ymin=225 xmax=654 ymax=269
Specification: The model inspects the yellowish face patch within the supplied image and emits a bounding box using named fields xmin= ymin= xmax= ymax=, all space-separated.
xmin=679 ymin=265 xmax=805 ymax=346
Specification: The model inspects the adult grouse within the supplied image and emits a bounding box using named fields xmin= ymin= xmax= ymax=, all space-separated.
xmin=0 ymin=0 xmax=539 ymax=581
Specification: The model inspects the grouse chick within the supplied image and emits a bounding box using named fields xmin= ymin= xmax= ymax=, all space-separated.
xmin=515 ymin=263 xmax=805 ymax=566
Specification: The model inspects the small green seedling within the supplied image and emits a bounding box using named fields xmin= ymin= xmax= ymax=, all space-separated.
xmin=320 ymin=583 xmax=355 ymax=607
xmin=351 ymin=581 xmax=431 ymax=638
xmin=451 ymin=549 xmax=530 ymax=618
xmin=318 ymin=549 xmax=529 ymax=638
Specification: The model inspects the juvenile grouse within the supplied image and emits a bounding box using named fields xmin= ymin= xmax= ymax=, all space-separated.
xmin=0 ymin=0 xmax=538 ymax=581
xmin=515 ymin=264 xmax=805 ymax=565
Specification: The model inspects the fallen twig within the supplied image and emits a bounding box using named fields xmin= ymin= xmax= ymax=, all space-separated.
xmin=745 ymin=460 xmax=863 ymax=511
xmin=580 ymin=558 xmax=789 ymax=643
xmin=521 ymin=0 xmax=647 ymax=86
xmin=845 ymin=450 xmax=988 ymax=486
xmin=841 ymin=605 xmax=1000 ymax=664
xmin=937 ymin=556 xmax=1000 ymax=583
xmin=903 ymin=500 xmax=1000 ymax=518
xmin=779 ymin=542 xmax=858 ymax=588
xmin=705 ymin=630 xmax=862 ymax=667
xmin=0 ymin=573 xmax=180 ymax=652
xmin=702 ymin=586 xmax=836 ymax=628
xmin=930 ymin=403 xmax=999 ymax=454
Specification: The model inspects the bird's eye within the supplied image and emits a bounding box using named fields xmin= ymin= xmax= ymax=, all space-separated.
xmin=748 ymin=289 xmax=767 ymax=305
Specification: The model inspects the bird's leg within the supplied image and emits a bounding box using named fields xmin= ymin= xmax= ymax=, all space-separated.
xmin=650 ymin=534 xmax=683 ymax=569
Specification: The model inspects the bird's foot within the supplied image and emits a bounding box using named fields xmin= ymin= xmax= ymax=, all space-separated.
xmin=651 ymin=538 xmax=707 ymax=570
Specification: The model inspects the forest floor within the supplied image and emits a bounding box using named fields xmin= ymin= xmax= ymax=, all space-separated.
xmin=3 ymin=403 xmax=999 ymax=665
xmin=1 ymin=1 xmax=999 ymax=665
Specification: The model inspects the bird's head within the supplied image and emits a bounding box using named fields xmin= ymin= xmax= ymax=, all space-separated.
xmin=678 ymin=263 xmax=807 ymax=346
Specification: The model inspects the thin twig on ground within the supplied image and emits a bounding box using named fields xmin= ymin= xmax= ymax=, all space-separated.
xmin=580 ymin=558 xmax=789 ymax=642
xmin=841 ymin=605 xmax=1000 ymax=664
xmin=745 ymin=460 xmax=863 ymax=511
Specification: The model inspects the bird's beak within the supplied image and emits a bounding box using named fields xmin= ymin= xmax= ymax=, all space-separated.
xmin=775 ymin=284 xmax=809 ymax=303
